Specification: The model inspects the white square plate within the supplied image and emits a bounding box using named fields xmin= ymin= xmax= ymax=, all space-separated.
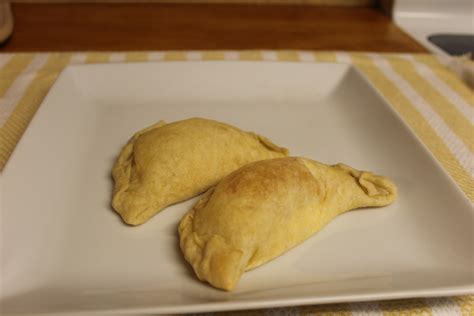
xmin=1 ymin=61 xmax=473 ymax=314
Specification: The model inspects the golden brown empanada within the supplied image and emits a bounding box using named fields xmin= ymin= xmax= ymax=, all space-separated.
xmin=179 ymin=157 xmax=397 ymax=291
xmin=112 ymin=118 xmax=288 ymax=225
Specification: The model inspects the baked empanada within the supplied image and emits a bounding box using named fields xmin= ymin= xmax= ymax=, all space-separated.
xmin=179 ymin=157 xmax=397 ymax=291
xmin=112 ymin=118 xmax=288 ymax=225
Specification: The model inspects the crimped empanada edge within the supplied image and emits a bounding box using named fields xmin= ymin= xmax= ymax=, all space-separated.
xmin=111 ymin=120 xmax=167 ymax=223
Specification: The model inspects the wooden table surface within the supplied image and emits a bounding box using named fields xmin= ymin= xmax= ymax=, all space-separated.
xmin=1 ymin=3 xmax=427 ymax=52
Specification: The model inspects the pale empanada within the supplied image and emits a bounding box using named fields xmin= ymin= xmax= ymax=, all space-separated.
xmin=179 ymin=157 xmax=397 ymax=291
xmin=112 ymin=118 xmax=288 ymax=225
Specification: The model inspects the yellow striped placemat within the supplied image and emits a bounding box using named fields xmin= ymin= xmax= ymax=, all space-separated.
xmin=0 ymin=51 xmax=472 ymax=315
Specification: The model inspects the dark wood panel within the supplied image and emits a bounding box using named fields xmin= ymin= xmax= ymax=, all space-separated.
xmin=1 ymin=3 xmax=427 ymax=52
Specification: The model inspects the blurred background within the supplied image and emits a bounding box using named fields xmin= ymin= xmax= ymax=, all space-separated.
xmin=0 ymin=0 xmax=471 ymax=87
xmin=0 ymin=0 xmax=471 ymax=55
